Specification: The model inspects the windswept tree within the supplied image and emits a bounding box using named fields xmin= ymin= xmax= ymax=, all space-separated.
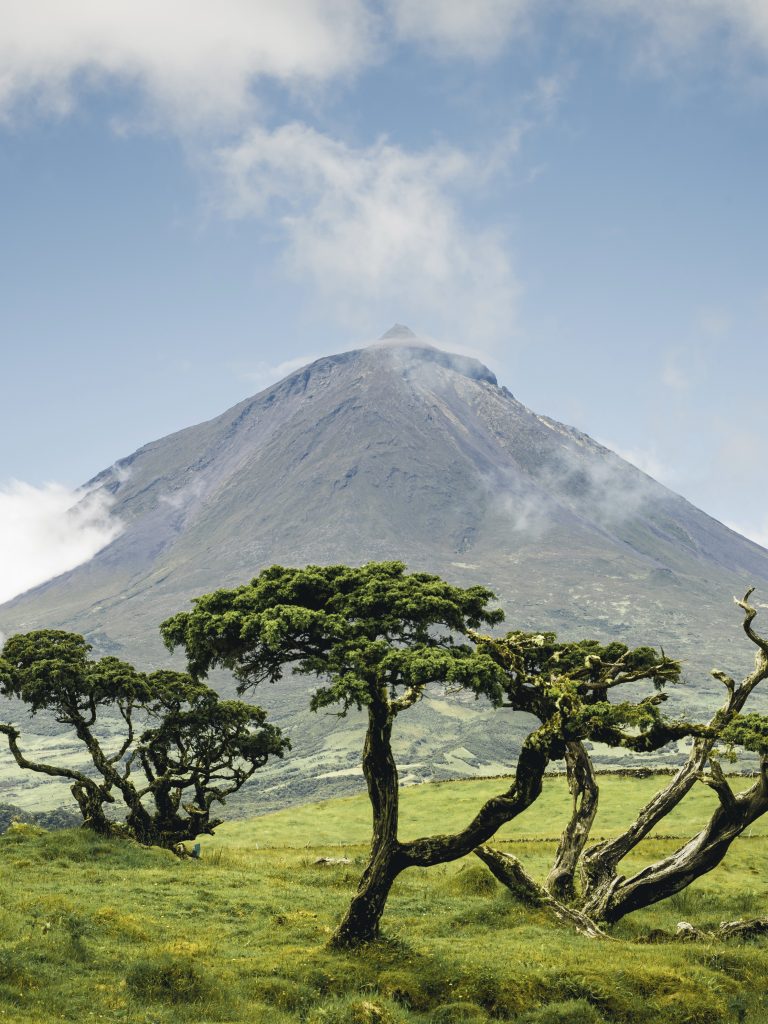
xmin=0 ymin=630 xmax=288 ymax=848
xmin=161 ymin=561 xmax=701 ymax=946
xmin=472 ymin=589 xmax=768 ymax=930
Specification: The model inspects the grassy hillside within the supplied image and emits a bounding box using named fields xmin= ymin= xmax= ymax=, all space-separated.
xmin=1 ymin=775 xmax=767 ymax=1024
xmin=199 ymin=773 xmax=768 ymax=850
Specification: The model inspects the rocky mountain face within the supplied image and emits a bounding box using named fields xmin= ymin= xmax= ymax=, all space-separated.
xmin=3 ymin=327 xmax=768 ymax=812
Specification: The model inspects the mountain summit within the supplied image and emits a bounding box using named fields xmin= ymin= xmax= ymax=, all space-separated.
xmin=3 ymin=335 xmax=767 ymax=806
xmin=379 ymin=323 xmax=418 ymax=339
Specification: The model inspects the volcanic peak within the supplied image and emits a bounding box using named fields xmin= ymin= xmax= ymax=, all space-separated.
xmin=364 ymin=327 xmax=497 ymax=387
xmin=379 ymin=323 xmax=417 ymax=340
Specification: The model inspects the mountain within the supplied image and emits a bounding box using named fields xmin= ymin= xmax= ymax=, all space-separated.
xmin=3 ymin=327 xmax=768 ymax=812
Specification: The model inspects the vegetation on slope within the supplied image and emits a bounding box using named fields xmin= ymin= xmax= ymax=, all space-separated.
xmin=1 ymin=776 xmax=767 ymax=1024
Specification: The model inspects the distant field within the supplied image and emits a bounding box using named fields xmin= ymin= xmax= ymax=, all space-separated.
xmin=200 ymin=772 xmax=768 ymax=850
xmin=1 ymin=773 xmax=766 ymax=1024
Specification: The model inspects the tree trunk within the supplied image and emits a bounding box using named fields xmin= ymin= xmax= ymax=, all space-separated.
xmin=546 ymin=741 xmax=598 ymax=901
xmin=579 ymin=750 xmax=708 ymax=917
xmin=330 ymin=841 xmax=404 ymax=947
xmin=330 ymin=701 xmax=403 ymax=948
xmin=331 ymin=718 xmax=553 ymax=946
xmin=474 ymin=845 xmax=610 ymax=939
xmin=0 ymin=725 xmax=115 ymax=832
xmin=588 ymin=770 xmax=768 ymax=923
xmin=402 ymin=735 xmax=550 ymax=868
xmin=70 ymin=781 xmax=114 ymax=835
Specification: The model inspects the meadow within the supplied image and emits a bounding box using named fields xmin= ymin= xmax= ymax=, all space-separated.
xmin=1 ymin=774 xmax=766 ymax=1024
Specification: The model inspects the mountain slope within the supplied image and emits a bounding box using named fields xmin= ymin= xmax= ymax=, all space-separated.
xmin=2 ymin=328 xmax=767 ymax=810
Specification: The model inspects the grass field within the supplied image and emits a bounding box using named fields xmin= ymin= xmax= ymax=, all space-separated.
xmin=198 ymin=773 xmax=768 ymax=850
xmin=1 ymin=774 xmax=767 ymax=1024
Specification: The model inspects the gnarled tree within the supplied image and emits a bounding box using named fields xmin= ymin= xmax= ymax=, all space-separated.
xmin=0 ymin=630 xmax=288 ymax=848
xmin=473 ymin=590 xmax=768 ymax=930
xmin=161 ymin=560 xmax=701 ymax=946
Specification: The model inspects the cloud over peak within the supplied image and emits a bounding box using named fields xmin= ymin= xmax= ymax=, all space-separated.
xmin=216 ymin=123 xmax=520 ymax=341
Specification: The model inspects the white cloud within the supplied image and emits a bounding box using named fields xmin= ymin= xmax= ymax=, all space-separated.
xmin=388 ymin=0 xmax=535 ymax=59
xmin=238 ymin=354 xmax=319 ymax=387
xmin=0 ymin=0 xmax=376 ymax=127
xmin=389 ymin=0 xmax=768 ymax=65
xmin=582 ymin=0 xmax=768 ymax=66
xmin=1 ymin=0 xmax=767 ymax=135
xmin=0 ymin=482 xmax=121 ymax=604
xmin=215 ymin=123 xmax=520 ymax=342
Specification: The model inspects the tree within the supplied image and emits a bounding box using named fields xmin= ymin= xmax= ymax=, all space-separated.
xmin=472 ymin=589 xmax=768 ymax=930
xmin=161 ymin=561 xmax=700 ymax=946
xmin=0 ymin=630 xmax=288 ymax=848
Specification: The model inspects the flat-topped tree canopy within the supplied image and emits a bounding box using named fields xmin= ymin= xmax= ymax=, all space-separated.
xmin=0 ymin=629 xmax=151 ymax=718
xmin=160 ymin=561 xmax=506 ymax=715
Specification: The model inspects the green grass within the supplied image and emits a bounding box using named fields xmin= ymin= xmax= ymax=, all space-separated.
xmin=0 ymin=775 xmax=766 ymax=1023
xmin=201 ymin=773 xmax=768 ymax=850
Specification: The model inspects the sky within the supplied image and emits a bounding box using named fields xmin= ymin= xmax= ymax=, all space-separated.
xmin=1 ymin=0 xmax=767 ymax=601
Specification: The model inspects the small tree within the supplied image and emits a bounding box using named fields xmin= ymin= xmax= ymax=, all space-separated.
xmin=472 ymin=589 xmax=768 ymax=930
xmin=161 ymin=561 xmax=700 ymax=946
xmin=0 ymin=630 xmax=288 ymax=848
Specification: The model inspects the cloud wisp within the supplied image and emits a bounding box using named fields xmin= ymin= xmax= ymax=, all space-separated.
xmin=0 ymin=482 xmax=122 ymax=605
xmin=215 ymin=123 xmax=520 ymax=343
xmin=582 ymin=0 xmax=768 ymax=68
xmin=388 ymin=0 xmax=536 ymax=60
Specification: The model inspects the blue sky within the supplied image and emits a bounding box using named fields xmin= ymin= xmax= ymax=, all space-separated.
xmin=1 ymin=0 xmax=767 ymax=600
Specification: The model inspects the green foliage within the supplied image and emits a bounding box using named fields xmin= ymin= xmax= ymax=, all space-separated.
xmin=0 ymin=629 xmax=149 ymax=717
xmin=472 ymin=631 xmax=680 ymax=694
xmin=161 ymin=561 xmax=504 ymax=714
xmin=472 ymin=630 xmax=701 ymax=754
xmin=0 ymin=630 xmax=287 ymax=848
xmin=721 ymin=713 xmax=768 ymax=754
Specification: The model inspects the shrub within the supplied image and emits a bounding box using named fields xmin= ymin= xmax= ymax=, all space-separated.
xmin=377 ymin=969 xmax=428 ymax=1010
xmin=125 ymin=953 xmax=216 ymax=1005
xmin=450 ymin=866 xmax=499 ymax=896
xmin=516 ymin=999 xmax=604 ymax=1024
xmin=2 ymin=822 xmax=46 ymax=843
xmin=430 ymin=1000 xmax=489 ymax=1023
xmin=250 ymin=976 xmax=314 ymax=1012
xmin=655 ymin=990 xmax=729 ymax=1024
xmin=306 ymin=994 xmax=409 ymax=1024
xmin=0 ymin=948 xmax=32 ymax=992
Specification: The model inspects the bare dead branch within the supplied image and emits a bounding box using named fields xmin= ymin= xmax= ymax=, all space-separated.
xmin=474 ymin=845 xmax=610 ymax=939
xmin=735 ymin=587 xmax=768 ymax=660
